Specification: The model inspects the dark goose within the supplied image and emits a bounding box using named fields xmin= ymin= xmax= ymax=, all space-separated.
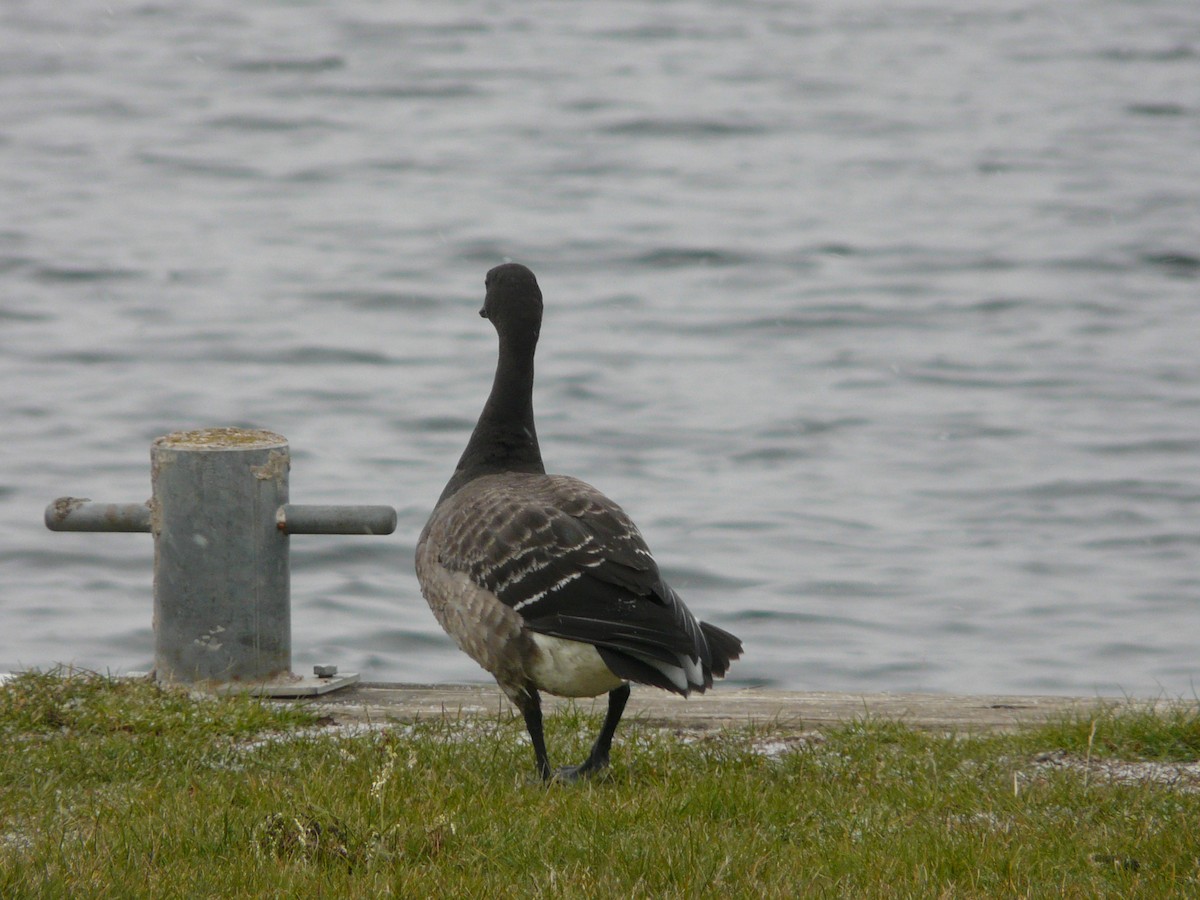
xmin=416 ymin=263 xmax=742 ymax=781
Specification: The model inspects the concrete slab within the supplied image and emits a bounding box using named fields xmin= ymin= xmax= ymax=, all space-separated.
xmin=296 ymin=682 xmax=1172 ymax=733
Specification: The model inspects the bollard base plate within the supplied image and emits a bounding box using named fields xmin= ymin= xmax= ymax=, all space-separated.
xmin=130 ymin=670 xmax=362 ymax=697
xmin=218 ymin=672 xmax=362 ymax=698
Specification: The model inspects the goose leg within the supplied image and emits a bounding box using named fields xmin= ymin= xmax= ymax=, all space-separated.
xmin=513 ymin=687 xmax=552 ymax=781
xmin=555 ymin=683 xmax=631 ymax=782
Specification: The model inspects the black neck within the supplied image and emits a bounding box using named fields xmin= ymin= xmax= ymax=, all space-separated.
xmin=437 ymin=336 xmax=545 ymax=505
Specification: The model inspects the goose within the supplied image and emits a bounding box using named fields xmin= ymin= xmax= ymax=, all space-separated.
xmin=415 ymin=263 xmax=742 ymax=781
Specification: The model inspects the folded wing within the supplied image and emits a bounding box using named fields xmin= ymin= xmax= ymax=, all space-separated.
xmin=431 ymin=473 xmax=741 ymax=695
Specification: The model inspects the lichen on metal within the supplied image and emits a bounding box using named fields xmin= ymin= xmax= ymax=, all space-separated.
xmin=46 ymin=496 xmax=89 ymax=527
xmin=251 ymin=449 xmax=291 ymax=481
xmin=154 ymin=427 xmax=287 ymax=450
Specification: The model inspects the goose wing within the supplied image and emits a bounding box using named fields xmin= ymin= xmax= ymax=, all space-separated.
xmin=426 ymin=472 xmax=738 ymax=693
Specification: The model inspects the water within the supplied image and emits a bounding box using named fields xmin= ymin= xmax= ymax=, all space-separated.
xmin=2 ymin=1 xmax=1198 ymax=697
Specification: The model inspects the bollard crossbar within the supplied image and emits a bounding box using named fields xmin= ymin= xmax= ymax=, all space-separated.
xmin=48 ymin=499 xmax=397 ymax=536
xmin=44 ymin=427 xmax=396 ymax=696
xmin=276 ymin=504 xmax=397 ymax=535
xmin=46 ymin=498 xmax=151 ymax=533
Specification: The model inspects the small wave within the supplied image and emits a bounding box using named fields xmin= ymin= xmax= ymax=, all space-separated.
xmin=763 ymin=416 xmax=870 ymax=438
xmin=921 ymin=481 xmax=1200 ymax=516
xmin=1098 ymin=45 xmax=1197 ymax=63
xmin=338 ymin=19 xmax=488 ymax=42
xmin=1093 ymin=641 xmax=1163 ymax=660
xmin=228 ymin=56 xmax=345 ymax=73
xmin=305 ymin=289 xmax=440 ymax=311
xmin=793 ymin=579 xmax=906 ymax=600
xmin=704 ymin=518 xmax=778 ymax=534
xmin=961 ymin=296 xmax=1031 ymax=314
xmin=409 ymin=414 xmax=474 ymax=434
xmin=1126 ymin=102 xmax=1188 ymax=117
xmin=355 ymin=629 xmax=453 ymax=652
xmin=268 ymin=346 xmax=395 ymax=366
xmin=688 ymin=308 xmax=934 ymax=333
xmin=1140 ymin=251 xmax=1200 ymax=277
xmin=1042 ymin=255 xmax=1127 ymax=274
xmin=903 ymin=372 xmax=1071 ymax=391
xmin=138 ymin=152 xmax=260 ymax=179
xmin=731 ymin=445 xmax=808 ymax=465
xmin=206 ymin=114 xmax=336 ymax=132
xmin=1082 ymin=533 xmax=1200 ymax=551
xmin=1013 ymin=479 xmax=1199 ymax=504
xmin=815 ymin=242 xmax=856 ymax=256
xmin=857 ymin=659 xmax=947 ymax=682
xmin=453 ymin=240 xmax=523 ymax=265
xmin=37 ymin=349 xmax=130 ymax=365
xmin=1085 ymin=438 xmax=1200 ymax=457
xmin=291 ymin=542 xmax=397 ymax=570
xmin=312 ymin=83 xmax=480 ymax=101
xmin=976 ymin=159 xmax=1054 ymax=174
xmin=631 ymin=247 xmax=752 ymax=268
xmin=0 ymin=306 xmax=50 ymax=322
xmin=0 ymin=548 xmax=149 ymax=572
xmin=593 ymin=25 xmax=691 ymax=41
xmin=34 ymin=265 xmax=141 ymax=283
xmin=602 ymin=117 xmax=765 ymax=138
xmin=657 ymin=565 xmax=761 ymax=591
xmin=728 ymin=608 xmax=890 ymax=631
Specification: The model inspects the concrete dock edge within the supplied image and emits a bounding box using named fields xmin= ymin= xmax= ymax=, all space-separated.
xmin=298 ymin=683 xmax=1182 ymax=733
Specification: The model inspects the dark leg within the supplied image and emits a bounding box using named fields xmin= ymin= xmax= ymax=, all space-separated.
xmin=555 ymin=683 xmax=631 ymax=782
xmin=512 ymin=687 xmax=552 ymax=781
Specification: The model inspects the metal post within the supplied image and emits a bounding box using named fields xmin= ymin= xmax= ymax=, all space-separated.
xmin=45 ymin=427 xmax=397 ymax=696
xmin=151 ymin=428 xmax=291 ymax=685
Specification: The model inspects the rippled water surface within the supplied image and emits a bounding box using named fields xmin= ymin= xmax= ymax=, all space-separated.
xmin=2 ymin=1 xmax=1199 ymax=695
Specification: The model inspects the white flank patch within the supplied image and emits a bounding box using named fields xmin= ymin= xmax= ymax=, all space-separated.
xmin=529 ymin=633 xmax=624 ymax=698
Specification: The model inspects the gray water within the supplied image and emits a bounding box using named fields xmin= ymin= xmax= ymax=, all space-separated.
xmin=2 ymin=1 xmax=1198 ymax=697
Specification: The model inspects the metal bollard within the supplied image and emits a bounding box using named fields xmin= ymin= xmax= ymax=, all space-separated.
xmin=45 ymin=427 xmax=397 ymax=696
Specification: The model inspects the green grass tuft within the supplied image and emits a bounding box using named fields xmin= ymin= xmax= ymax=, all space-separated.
xmin=0 ymin=667 xmax=317 ymax=738
xmin=1016 ymin=699 xmax=1200 ymax=761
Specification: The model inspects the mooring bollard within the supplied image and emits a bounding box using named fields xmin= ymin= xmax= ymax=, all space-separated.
xmin=45 ymin=427 xmax=397 ymax=696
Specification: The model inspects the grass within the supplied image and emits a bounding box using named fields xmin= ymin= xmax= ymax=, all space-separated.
xmin=1 ymin=670 xmax=1198 ymax=898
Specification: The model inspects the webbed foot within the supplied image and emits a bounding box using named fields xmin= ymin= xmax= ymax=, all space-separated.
xmin=550 ymin=759 xmax=610 ymax=783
